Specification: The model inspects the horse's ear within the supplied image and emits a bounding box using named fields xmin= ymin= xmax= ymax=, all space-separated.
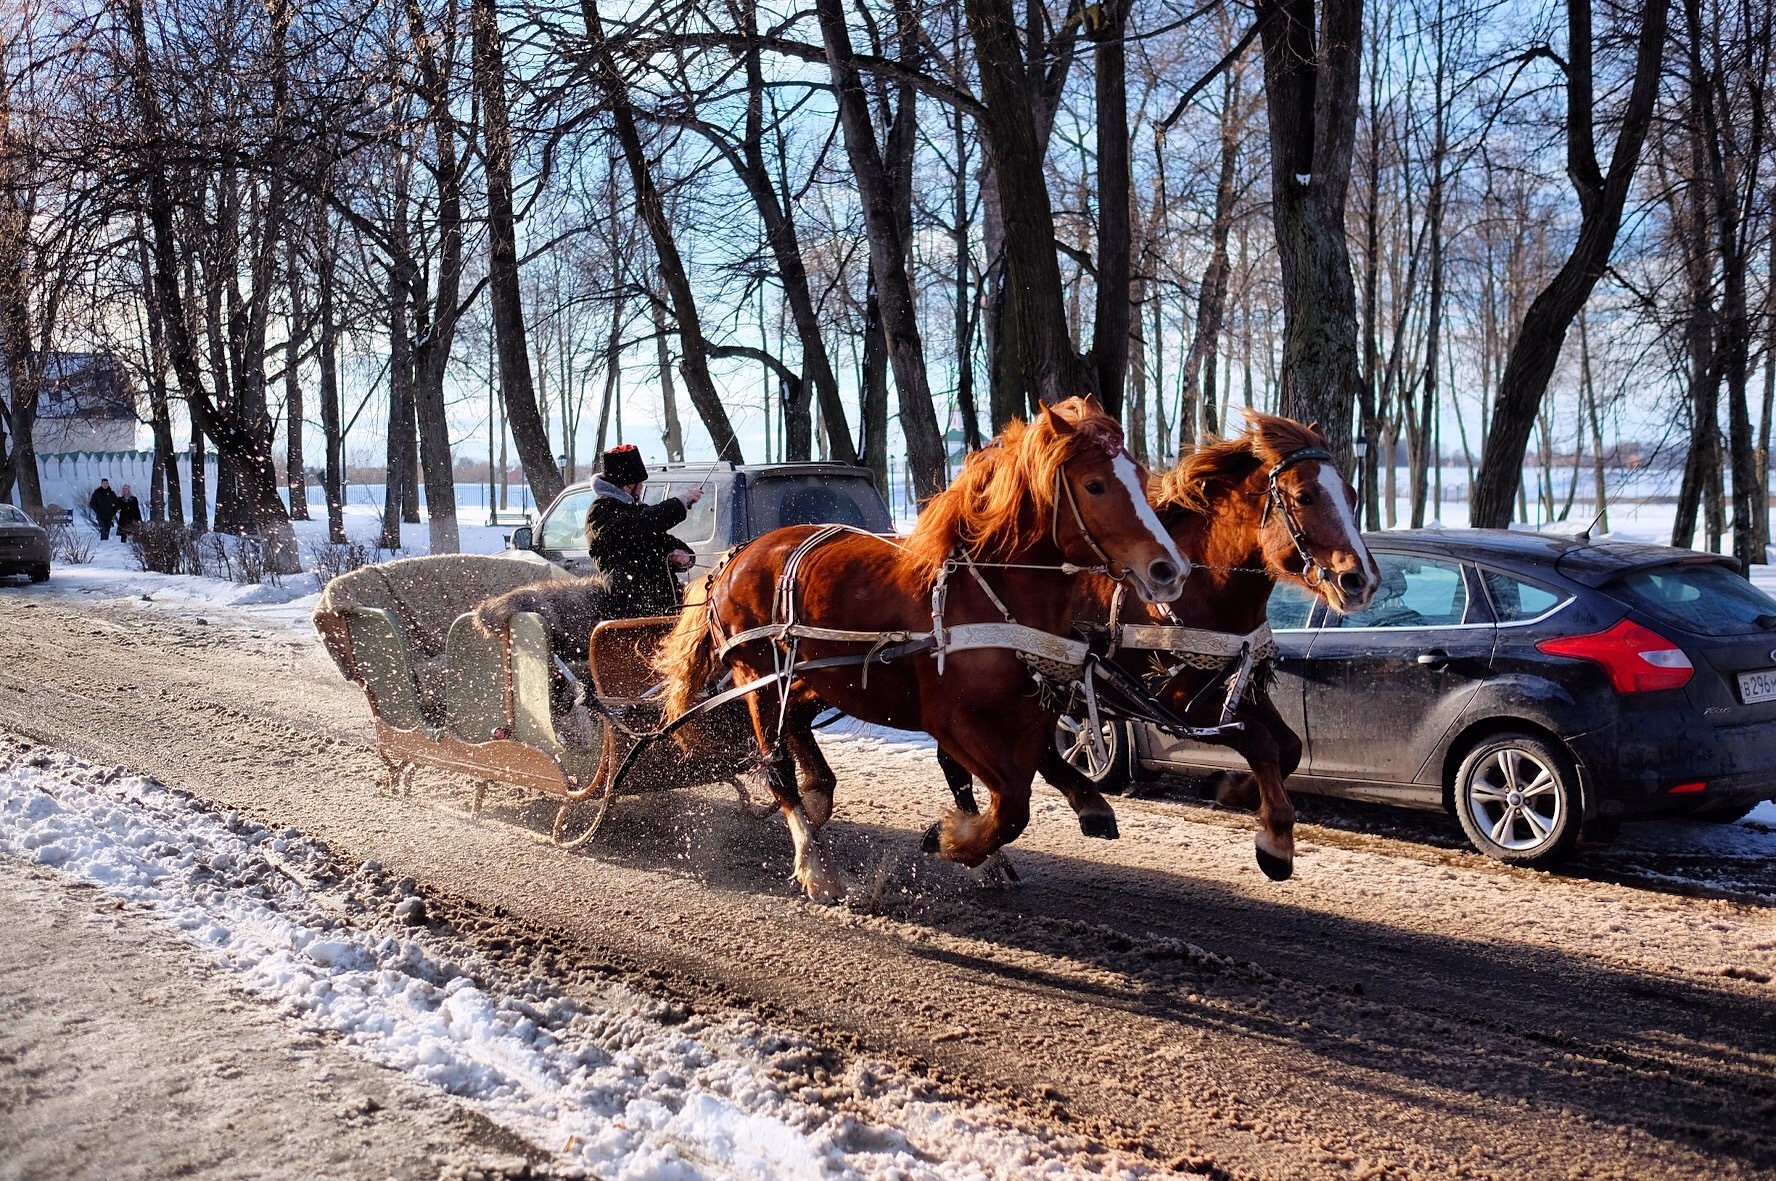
xmin=1081 ymin=392 xmax=1104 ymax=414
xmin=1041 ymin=402 xmax=1076 ymax=436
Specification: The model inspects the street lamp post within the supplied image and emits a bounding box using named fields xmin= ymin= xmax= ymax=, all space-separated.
xmin=1353 ymin=436 xmax=1370 ymax=528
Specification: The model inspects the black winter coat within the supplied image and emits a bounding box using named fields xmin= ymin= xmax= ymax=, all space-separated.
xmin=90 ymin=486 xmax=119 ymax=521
xmin=117 ymin=495 xmax=143 ymax=531
xmin=585 ymin=492 xmax=691 ymax=617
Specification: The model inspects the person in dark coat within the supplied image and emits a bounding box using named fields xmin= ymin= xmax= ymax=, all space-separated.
xmin=116 ymin=484 xmax=143 ymax=542
xmin=585 ymin=444 xmax=702 ymax=618
xmin=89 ymin=478 xmax=119 ymax=540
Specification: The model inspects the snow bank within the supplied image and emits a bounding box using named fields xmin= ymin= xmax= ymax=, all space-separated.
xmin=0 ymin=748 xmax=1145 ymax=1181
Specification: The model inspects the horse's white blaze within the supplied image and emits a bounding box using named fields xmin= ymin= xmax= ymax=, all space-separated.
xmin=1111 ymin=452 xmax=1189 ymax=592
xmin=1317 ymin=464 xmax=1375 ymax=575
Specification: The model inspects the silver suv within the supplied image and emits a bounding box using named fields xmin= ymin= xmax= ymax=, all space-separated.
xmin=507 ymin=461 xmax=895 ymax=580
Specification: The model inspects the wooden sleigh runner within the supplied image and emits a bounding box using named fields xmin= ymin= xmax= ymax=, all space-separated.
xmin=313 ymin=554 xmax=750 ymax=849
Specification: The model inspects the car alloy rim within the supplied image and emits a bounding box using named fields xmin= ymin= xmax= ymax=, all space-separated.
xmin=1055 ymin=714 xmax=1116 ymax=780
xmin=1467 ymin=747 xmax=1563 ymax=851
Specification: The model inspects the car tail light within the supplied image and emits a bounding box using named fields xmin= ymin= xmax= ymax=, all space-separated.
xmin=1667 ymin=781 xmax=1707 ymax=794
xmin=1536 ymin=619 xmax=1695 ymax=693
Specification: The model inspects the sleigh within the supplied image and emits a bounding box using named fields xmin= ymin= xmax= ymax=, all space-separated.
xmin=312 ymin=553 xmax=751 ymax=848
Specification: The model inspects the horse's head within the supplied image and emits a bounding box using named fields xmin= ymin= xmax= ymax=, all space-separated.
xmin=1042 ymin=395 xmax=1188 ymax=604
xmin=1246 ymin=415 xmax=1379 ymax=613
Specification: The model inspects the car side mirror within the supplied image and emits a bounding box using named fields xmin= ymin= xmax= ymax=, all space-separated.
xmin=508 ymin=525 xmax=533 ymax=551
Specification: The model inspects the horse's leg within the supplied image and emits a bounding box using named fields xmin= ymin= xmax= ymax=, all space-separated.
xmin=782 ymin=697 xmax=838 ymax=828
xmin=1224 ymin=696 xmax=1300 ymax=881
xmin=928 ymin=747 xmax=1021 ymax=884
xmin=928 ymin=722 xmax=1037 ymax=869
xmin=745 ymin=691 xmax=844 ymax=903
xmin=935 ymin=747 xmax=979 ymax=814
xmin=1036 ymin=748 xmax=1120 ymax=839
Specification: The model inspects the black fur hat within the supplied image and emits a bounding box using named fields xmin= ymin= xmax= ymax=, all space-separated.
xmin=600 ymin=443 xmax=648 ymax=486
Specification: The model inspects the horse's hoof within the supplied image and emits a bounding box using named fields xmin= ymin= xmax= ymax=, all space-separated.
xmin=921 ymin=822 xmax=942 ymax=854
xmin=980 ymin=852 xmax=1021 ymax=886
xmin=1078 ymin=812 xmax=1120 ymax=840
xmin=1255 ymin=846 xmax=1293 ymax=881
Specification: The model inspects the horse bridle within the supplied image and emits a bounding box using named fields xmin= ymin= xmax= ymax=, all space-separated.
xmin=1050 ymin=441 xmax=1141 ymax=582
xmin=1259 ymin=445 xmax=1336 ymax=588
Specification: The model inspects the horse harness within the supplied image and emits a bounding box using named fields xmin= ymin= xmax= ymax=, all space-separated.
xmin=1261 ymin=445 xmax=1336 ymax=589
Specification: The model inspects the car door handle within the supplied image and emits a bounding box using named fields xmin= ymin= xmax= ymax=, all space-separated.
xmin=1416 ymin=649 xmax=1449 ymax=667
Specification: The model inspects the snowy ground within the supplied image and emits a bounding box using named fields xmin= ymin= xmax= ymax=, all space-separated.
xmin=0 ymin=746 xmax=1147 ymax=1180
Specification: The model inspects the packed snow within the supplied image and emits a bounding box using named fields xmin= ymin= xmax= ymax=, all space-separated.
xmin=0 ymin=748 xmax=1146 ymax=1180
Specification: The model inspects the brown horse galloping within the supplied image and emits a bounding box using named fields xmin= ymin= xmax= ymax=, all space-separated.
xmin=654 ymin=396 xmax=1187 ymax=902
xmin=939 ymin=412 xmax=1379 ymax=881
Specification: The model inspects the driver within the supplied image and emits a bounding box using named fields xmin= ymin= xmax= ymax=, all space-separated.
xmin=585 ymin=443 xmax=703 ymax=617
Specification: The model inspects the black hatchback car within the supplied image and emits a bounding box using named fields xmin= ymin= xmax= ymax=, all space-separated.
xmin=1116 ymin=529 xmax=1776 ymax=866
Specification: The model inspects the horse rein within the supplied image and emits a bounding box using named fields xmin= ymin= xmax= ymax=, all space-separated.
xmin=1258 ymin=445 xmax=1335 ymax=588
xmin=1049 ymin=442 xmax=1136 ymax=582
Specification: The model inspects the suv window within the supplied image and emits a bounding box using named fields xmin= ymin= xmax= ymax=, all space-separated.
xmin=1482 ymin=568 xmax=1570 ymax=623
xmin=1268 ymin=581 xmax=1316 ymax=629
xmin=538 ymin=489 xmax=596 ymax=551
xmin=1611 ymin=563 xmax=1776 ymax=637
xmin=1336 ymin=553 xmax=1471 ymax=628
xmin=750 ymin=475 xmax=892 ymax=533
xmin=645 ymin=482 xmax=718 ymax=544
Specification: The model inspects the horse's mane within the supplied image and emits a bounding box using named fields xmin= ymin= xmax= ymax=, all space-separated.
xmin=1151 ymin=411 xmax=1327 ymax=514
xmin=899 ymin=396 xmax=1126 ymax=577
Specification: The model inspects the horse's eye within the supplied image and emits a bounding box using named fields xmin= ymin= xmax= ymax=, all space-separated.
xmin=1296 ymin=491 xmax=1315 ymax=506
xmin=1084 ymin=479 xmax=1107 ymax=495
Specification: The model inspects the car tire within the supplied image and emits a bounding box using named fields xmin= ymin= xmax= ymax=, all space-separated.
xmin=1454 ymin=732 xmax=1581 ymax=867
xmin=29 ymin=564 xmax=49 ymax=583
xmin=1052 ymin=713 xmax=1130 ymax=794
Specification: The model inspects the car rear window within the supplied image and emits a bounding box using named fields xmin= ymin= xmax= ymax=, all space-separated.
xmin=0 ymin=505 xmax=29 ymax=525
xmin=1610 ymin=563 xmax=1776 ymax=637
xmin=750 ymin=476 xmax=892 ymax=534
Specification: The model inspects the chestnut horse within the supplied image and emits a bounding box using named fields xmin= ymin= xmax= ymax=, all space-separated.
xmin=938 ymin=413 xmax=1379 ymax=881
xmin=655 ymin=397 xmax=1187 ymax=902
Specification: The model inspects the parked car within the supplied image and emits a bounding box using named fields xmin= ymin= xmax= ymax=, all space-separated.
xmin=0 ymin=503 xmax=51 ymax=582
xmin=1072 ymin=528 xmax=1776 ymax=866
xmin=507 ymin=461 xmax=895 ymax=581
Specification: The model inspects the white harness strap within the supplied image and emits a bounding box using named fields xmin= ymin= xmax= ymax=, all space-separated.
xmin=1119 ymin=621 xmax=1277 ymax=661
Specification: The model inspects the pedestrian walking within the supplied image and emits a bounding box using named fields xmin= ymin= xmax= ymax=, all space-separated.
xmin=90 ymin=478 xmax=119 ymax=540
xmin=116 ymin=484 xmax=143 ymax=542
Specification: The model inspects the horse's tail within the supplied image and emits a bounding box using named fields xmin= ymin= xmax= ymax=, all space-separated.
xmin=655 ymin=594 xmax=715 ymax=727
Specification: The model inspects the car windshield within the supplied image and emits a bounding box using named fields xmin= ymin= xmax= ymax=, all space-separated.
xmin=538 ymin=489 xmax=596 ymax=550
xmin=750 ymin=475 xmax=892 ymax=533
xmin=1610 ymin=562 xmax=1776 ymax=637
xmin=0 ymin=504 xmax=28 ymax=525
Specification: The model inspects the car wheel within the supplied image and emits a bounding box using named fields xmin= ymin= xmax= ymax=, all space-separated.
xmin=1454 ymin=732 xmax=1581 ymax=867
xmin=29 ymin=564 xmax=49 ymax=583
xmin=1053 ymin=712 xmax=1129 ymax=793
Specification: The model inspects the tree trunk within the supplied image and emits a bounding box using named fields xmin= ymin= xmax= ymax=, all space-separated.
xmin=582 ymin=0 xmax=742 ymax=463
xmin=284 ymin=243 xmax=308 ymax=521
xmin=317 ymin=207 xmax=346 ymax=545
xmin=962 ymin=0 xmax=1087 ymax=407
xmin=1182 ymin=66 xmax=1243 ymax=448
xmin=812 ymin=0 xmax=945 ymax=494
xmin=1469 ymin=0 xmax=1670 ymax=527
xmin=1256 ymin=0 xmax=1365 ymax=468
xmin=1088 ymin=0 xmax=1131 ymax=418
xmin=1579 ymin=310 xmax=1608 ymax=532
xmin=472 ymin=0 xmax=561 ymax=510
xmin=124 ymin=0 xmax=295 ymax=564
xmin=952 ymin=106 xmax=982 ymax=453
xmin=860 ymin=279 xmax=890 ymax=493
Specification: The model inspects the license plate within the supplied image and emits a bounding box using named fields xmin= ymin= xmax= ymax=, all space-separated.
xmin=1739 ymin=668 xmax=1776 ymax=704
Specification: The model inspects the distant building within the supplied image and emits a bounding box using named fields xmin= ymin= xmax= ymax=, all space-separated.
xmin=1 ymin=352 xmax=139 ymax=453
